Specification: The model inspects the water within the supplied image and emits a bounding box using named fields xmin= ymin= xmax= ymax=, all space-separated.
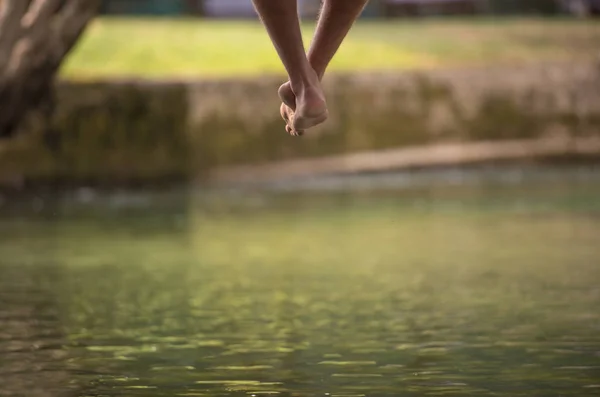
xmin=1 ymin=176 xmax=599 ymax=396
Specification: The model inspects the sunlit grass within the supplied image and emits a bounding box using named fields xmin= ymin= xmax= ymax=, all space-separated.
xmin=60 ymin=17 xmax=600 ymax=79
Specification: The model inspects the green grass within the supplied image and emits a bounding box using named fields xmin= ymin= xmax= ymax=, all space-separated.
xmin=61 ymin=17 xmax=600 ymax=79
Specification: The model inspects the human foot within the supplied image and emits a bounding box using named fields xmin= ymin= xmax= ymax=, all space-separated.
xmin=278 ymin=78 xmax=328 ymax=136
xmin=278 ymin=82 xmax=298 ymax=135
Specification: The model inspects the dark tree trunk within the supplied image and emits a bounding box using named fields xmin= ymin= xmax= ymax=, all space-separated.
xmin=184 ymin=0 xmax=205 ymax=15
xmin=0 ymin=0 xmax=101 ymax=139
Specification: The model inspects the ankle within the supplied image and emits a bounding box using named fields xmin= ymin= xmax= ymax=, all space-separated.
xmin=307 ymin=56 xmax=326 ymax=81
xmin=291 ymin=81 xmax=320 ymax=100
xmin=290 ymin=70 xmax=320 ymax=95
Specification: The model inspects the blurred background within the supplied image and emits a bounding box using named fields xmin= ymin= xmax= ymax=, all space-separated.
xmin=0 ymin=1 xmax=599 ymax=396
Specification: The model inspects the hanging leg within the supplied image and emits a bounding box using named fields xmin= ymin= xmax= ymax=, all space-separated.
xmin=253 ymin=0 xmax=328 ymax=136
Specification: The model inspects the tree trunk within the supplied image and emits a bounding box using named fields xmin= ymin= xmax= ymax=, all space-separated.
xmin=0 ymin=0 xmax=101 ymax=139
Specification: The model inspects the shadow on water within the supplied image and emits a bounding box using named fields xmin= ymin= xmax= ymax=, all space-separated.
xmin=0 ymin=215 xmax=73 ymax=397
xmin=1 ymin=166 xmax=600 ymax=396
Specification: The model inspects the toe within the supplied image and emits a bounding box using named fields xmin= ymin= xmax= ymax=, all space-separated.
xmin=280 ymin=103 xmax=289 ymax=123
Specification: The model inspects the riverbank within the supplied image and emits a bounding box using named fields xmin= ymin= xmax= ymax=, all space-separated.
xmin=207 ymin=136 xmax=600 ymax=186
xmin=1 ymin=60 xmax=599 ymax=189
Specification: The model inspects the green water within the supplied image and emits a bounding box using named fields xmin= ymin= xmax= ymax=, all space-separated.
xmin=1 ymin=182 xmax=599 ymax=396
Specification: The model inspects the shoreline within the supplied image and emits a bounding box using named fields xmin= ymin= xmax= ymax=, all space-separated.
xmin=207 ymin=136 xmax=600 ymax=186
xmin=2 ymin=60 xmax=599 ymax=189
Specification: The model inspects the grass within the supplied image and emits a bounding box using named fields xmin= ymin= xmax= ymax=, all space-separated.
xmin=61 ymin=17 xmax=600 ymax=79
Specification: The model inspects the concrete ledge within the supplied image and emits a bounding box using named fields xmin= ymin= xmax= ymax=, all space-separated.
xmin=208 ymin=136 xmax=600 ymax=185
xmin=1 ymin=60 xmax=599 ymax=187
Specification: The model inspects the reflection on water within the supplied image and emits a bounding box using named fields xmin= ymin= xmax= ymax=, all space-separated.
xmin=1 ymin=178 xmax=600 ymax=396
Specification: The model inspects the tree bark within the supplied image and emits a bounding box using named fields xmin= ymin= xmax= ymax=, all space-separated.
xmin=0 ymin=0 xmax=101 ymax=139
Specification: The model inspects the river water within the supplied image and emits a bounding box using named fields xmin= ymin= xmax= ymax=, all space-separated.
xmin=1 ymin=167 xmax=599 ymax=396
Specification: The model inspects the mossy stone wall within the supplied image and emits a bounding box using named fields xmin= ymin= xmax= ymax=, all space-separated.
xmin=1 ymin=81 xmax=189 ymax=187
xmin=188 ymin=62 xmax=600 ymax=171
xmin=1 ymin=61 xmax=598 ymax=187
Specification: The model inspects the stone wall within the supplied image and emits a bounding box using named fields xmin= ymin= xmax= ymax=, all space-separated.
xmin=1 ymin=61 xmax=599 ymax=188
xmin=0 ymin=81 xmax=189 ymax=187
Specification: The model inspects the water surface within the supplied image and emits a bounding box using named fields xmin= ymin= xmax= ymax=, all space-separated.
xmin=1 ymin=179 xmax=599 ymax=396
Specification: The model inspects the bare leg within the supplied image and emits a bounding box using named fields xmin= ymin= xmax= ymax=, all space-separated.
xmin=252 ymin=0 xmax=328 ymax=136
xmin=280 ymin=0 xmax=369 ymax=135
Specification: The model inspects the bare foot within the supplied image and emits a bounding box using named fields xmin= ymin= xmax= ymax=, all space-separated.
xmin=278 ymin=82 xmax=298 ymax=135
xmin=278 ymin=77 xmax=328 ymax=136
